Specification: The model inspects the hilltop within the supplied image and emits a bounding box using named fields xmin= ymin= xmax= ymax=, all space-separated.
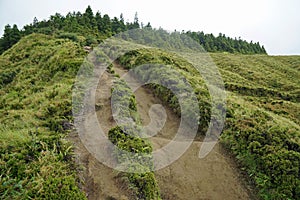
xmin=0 ymin=6 xmax=266 ymax=55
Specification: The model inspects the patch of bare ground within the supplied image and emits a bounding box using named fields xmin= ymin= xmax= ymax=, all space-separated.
xmin=70 ymin=63 xmax=256 ymax=200
xmin=69 ymin=71 xmax=131 ymax=200
xmin=114 ymin=63 xmax=255 ymax=200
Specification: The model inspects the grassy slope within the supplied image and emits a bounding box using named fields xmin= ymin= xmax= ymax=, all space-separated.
xmin=0 ymin=34 xmax=299 ymax=199
xmin=211 ymin=54 xmax=300 ymax=124
xmin=0 ymin=34 xmax=87 ymax=199
xmin=212 ymin=53 xmax=300 ymax=199
xmin=0 ymin=33 xmax=161 ymax=200
xmin=118 ymin=50 xmax=300 ymax=199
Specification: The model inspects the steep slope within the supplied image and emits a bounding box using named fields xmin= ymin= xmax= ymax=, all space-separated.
xmin=118 ymin=49 xmax=300 ymax=199
xmin=0 ymin=34 xmax=87 ymax=199
xmin=114 ymin=65 xmax=254 ymax=200
xmin=1 ymin=33 xmax=299 ymax=200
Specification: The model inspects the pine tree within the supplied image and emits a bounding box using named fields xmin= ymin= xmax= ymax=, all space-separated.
xmin=111 ymin=17 xmax=121 ymax=34
xmin=119 ymin=14 xmax=127 ymax=32
xmin=83 ymin=6 xmax=96 ymax=29
xmin=95 ymin=11 xmax=102 ymax=32
xmin=128 ymin=12 xmax=139 ymax=29
xmin=101 ymin=14 xmax=112 ymax=36
xmin=0 ymin=24 xmax=21 ymax=54
xmin=33 ymin=17 xmax=39 ymax=27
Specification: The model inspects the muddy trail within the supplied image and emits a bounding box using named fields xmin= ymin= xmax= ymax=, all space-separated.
xmin=70 ymin=63 xmax=255 ymax=200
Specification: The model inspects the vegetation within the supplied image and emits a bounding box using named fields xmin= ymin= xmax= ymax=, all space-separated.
xmin=213 ymin=53 xmax=300 ymax=199
xmin=0 ymin=6 xmax=266 ymax=55
xmin=117 ymin=49 xmax=300 ymax=200
xmin=186 ymin=31 xmax=266 ymax=54
xmin=117 ymin=48 xmax=210 ymax=134
xmin=0 ymin=5 xmax=299 ymax=200
xmin=108 ymin=79 xmax=161 ymax=200
xmin=0 ymin=34 xmax=87 ymax=199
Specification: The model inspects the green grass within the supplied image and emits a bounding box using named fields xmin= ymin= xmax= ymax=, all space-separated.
xmin=0 ymin=33 xmax=87 ymax=199
xmin=0 ymin=33 xmax=162 ymax=199
xmin=117 ymin=49 xmax=300 ymax=200
xmin=213 ymin=53 xmax=300 ymax=199
xmin=1 ymin=33 xmax=299 ymax=199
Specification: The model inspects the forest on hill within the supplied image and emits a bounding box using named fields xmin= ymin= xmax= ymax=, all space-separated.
xmin=0 ymin=6 xmax=266 ymax=55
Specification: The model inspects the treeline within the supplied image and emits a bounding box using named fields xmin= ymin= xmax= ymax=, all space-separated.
xmin=186 ymin=31 xmax=267 ymax=54
xmin=0 ymin=6 xmax=267 ymax=55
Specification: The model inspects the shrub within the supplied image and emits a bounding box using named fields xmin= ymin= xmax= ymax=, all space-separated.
xmin=108 ymin=77 xmax=161 ymax=200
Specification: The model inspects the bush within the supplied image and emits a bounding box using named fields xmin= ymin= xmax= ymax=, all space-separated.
xmin=108 ymin=78 xmax=161 ymax=200
xmin=57 ymin=32 xmax=79 ymax=42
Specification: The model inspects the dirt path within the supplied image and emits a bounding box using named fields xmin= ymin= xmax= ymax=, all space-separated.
xmin=114 ymin=64 xmax=254 ymax=200
xmin=69 ymin=71 xmax=130 ymax=200
xmin=70 ymin=63 xmax=254 ymax=200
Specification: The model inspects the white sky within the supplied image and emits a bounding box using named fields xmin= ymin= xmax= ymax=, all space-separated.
xmin=0 ymin=0 xmax=299 ymax=55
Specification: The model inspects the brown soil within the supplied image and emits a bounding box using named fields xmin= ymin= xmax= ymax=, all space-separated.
xmin=70 ymin=63 xmax=255 ymax=200
xmin=114 ymin=64 xmax=254 ymax=200
xmin=69 ymin=71 xmax=130 ymax=200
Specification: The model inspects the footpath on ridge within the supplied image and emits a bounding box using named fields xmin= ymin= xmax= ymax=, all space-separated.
xmin=70 ymin=62 xmax=255 ymax=200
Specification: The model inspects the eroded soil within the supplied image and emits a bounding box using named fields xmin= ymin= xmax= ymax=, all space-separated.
xmin=70 ymin=63 xmax=255 ymax=200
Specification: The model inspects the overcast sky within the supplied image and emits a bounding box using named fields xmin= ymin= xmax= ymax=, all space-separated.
xmin=0 ymin=0 xmax=299 ymax=55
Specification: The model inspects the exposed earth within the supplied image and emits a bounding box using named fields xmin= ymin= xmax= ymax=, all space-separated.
xmin=69 ymin=63 xmax=255 ymax=200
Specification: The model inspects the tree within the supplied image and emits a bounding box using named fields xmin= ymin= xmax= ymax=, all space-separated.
xmin=119 ymin=14 xmax=127 ymax=32
xmin=111 ymin=17 xmax=127 ymax=34
xmin=50 ymin=13 xmax=64 ymax=29
xmin=83 ymin=6 xmax=96 ymax=29
xmin=127 ymin=12 xmax=140 ymax=30
xmin=111 ymin=17 xmax=121 ymax=34
xmin=84 ymin=6 xmax=94 ymax=20
xmin=33 ymin=17 xmax=39 ymax=27
xmin=120 ymin=13 xmax=125 ymax=23
xmin=145 ymin=22 xmax=152 ymax=29
xmin=101 ymin=14 xmax=112 ymax=35
xmin=95 ymin=11 xmax=102 ymax=31
xmin=133 ymin=12 xmax=140 ymax=29
xmin=0 ymin=24 xmax=21 ymax=54
xmin=11 ymin=24 xmax=21 ymax=41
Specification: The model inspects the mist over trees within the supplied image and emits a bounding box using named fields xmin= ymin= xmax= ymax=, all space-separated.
xmin=0 ymin=6 xmax=267 ymax=55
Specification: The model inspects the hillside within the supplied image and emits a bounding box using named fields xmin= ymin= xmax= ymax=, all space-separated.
xmin=0 ymin=32 xmax=299 ymax=199
xmin=116 ymin=47 xmax=300 ymax=199
xmin=0 ymin=6 xmax=299 ymax=200
xmin=0 ymin=34 xmax=87 ymax=199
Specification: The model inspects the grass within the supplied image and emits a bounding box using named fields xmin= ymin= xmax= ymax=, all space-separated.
xmin=0 ymin=33 xmax=87 ymax=199
xmin=117 ymin=48 xmax=300 ymax=200
xmin=1 ymin=33 xmax=299 ymax=199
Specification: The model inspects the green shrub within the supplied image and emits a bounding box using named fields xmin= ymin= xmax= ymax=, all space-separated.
xmin=108 ymin=77 xmax=161 ymax=200
xmin=57 ymin=32 xmax=79 ymax=42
